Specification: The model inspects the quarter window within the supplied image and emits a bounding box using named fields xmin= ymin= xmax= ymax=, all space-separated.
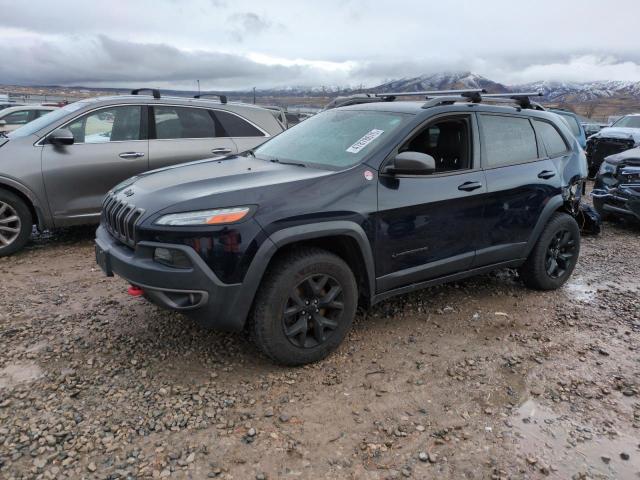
xmin=533 ymin=120 xmax=568 ymax=157
xmin=215 ymin=110 xmax=264 ymax=137
xmin=480 ymin=115 xmax=538 ymax=167
xmin=67 ymin=106 xmax=142 ymax=144
xmin=153 ymin=106 xmax=216 ymax=139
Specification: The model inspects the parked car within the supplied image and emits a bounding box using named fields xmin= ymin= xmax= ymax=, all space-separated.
xmin=582 ymin=122 xmax=607 ymax=138
xmin=94 ymin=90 xmax=587 ymax=365
xmin=549 ymin=109 xmax=586 ymax=150
xmin=0 ymin=89 xmax=284 ymax=256
xmin=0 ymin=102 xmax=24 ymax=112
xmin=591 ymin=146 xmax=640 ymax=221
xmin=0 ymin=105 xmax=58 ymax=133
xmin=586 ymin=113 xmax=640 ymax=177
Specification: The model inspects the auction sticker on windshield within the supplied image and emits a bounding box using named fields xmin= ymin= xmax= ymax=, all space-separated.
xmin=346 ymin=129 xmax=384 ymax=153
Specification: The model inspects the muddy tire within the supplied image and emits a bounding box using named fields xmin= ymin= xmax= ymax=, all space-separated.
xmin=520 ymin=212 xmax=580 ymax=291
xmin=249 ymin=247 xmax=357 ymax=366
xmin=592 ymin=197 xmax=610 ymax=221
xmin=0 ymin=190 xmax=32 ymax=257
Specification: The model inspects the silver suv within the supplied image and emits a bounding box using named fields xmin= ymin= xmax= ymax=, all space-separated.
xmin=0 ymin=89 xmax=284 ymax=255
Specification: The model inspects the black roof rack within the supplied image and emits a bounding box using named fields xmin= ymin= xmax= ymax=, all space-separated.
xmin=193 ymin=93 xmax=228 ymax=104
xmin=374 ymin=88 xmax=486 ymax=101
xmin=131 ymin=88 xmax=160 ymax=99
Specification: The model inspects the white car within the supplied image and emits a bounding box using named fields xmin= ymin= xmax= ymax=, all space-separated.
xmin=0 ymin=105 xmax=58 ymax=133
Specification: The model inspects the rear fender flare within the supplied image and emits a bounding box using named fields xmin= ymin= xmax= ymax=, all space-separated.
xmin=524 ymin=195 xmax=565 ymax=257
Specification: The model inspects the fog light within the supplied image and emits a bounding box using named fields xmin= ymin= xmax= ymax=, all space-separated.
xmin=153 ymin=248 xmax=191 ymax=269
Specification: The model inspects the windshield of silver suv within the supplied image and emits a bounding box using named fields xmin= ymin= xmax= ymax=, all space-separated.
xmin=8 ymin=101 xmax=87 ymax=138
xmin=253 ymin=109 xmax=410 ymax=169
xmin=611 ymin=115 xmax=640 ymax=128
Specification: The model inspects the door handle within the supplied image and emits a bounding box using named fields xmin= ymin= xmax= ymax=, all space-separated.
xmin=211 ymin=147 xmax=232 ymax=155
xmin=458 ymin=181 xmax=482 ymax=192
xmin=119 ymin=152 xmax=145 ymax=159
xmin=538 ymin=170 xmax=556 ymax=179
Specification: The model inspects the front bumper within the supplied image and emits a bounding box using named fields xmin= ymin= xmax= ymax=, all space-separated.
xmin=95 ymin=226 xmax=247 ymax=331
xmin=591 ymin=185 xmax=640 ymax=219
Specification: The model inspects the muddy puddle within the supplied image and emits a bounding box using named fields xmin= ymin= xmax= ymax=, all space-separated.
xmin=563 ymin=278 xmax=597 ymax=303
xmin=511 ymin=399 xmax=639 ymax=479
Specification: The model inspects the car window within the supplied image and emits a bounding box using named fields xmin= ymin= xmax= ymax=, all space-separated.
xmin=67 ymin=106 xmax=142 ymax=144
xmin=480 ymin=115 xmax=539 ymax=167
xmin=2 ymin=110 xmax=31 ymax=125
xmin=8 ymin=101 xmax=86 ymax=139
xmin=215 ymin=110 xmax=264 ymax=137
xmin=254 ymin=109 xmax=411 ymax=169
xmin=153 ymin=106 xmax=216 ymax=139
xmin=533 ymin=120 xmax=568 ymax=157
xmin=400 ymin=116 xmax=471 ymax=172
xmin=35 ymin=110 xmax=54 ymax=119
xmin=612 ymin=116 xmax=640 ymax=128
xmin=555 ymin=112 xmax=581 ymax=137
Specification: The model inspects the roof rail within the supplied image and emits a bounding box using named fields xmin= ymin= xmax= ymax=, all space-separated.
xmin=193 ymin=93 xmax=228 ymax=104
xmin=375 ymin=88 xmax=486 ymax=100
xmin=420 ymin=90 xmax=544 ymax=110
xmin=481 ymin=92 xmax=544 ymax=109
xmin=131 ymin=88 xmax=161 ymax=99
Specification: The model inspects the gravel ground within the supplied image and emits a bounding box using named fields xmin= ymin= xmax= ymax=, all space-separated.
xmin=0 ymin=213 xmax=639 ymax=479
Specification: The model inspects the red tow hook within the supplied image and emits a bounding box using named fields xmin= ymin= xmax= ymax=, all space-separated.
xmin=127 ymin=285 xmax=145 ymax=297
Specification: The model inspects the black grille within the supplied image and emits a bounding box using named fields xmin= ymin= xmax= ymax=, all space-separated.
xmin=102 ymin=194 xmax=143 ymax=247
xmin=588 ymin=137 xmax=635 ymax=168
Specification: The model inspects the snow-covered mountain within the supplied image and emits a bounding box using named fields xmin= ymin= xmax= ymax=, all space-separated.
xmin=513 ymin=80 xmax=640 ymax=102
xmin=370 ymin=72 xmax=509 ymax=94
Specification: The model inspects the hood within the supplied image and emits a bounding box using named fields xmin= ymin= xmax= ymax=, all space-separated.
xmin=602 ymin=147 xmax=640 ymax=166
xmin=590 ymin=127 xmax=640 ymax=144
xmin=111 ymin=154 xmax=333 ymax=215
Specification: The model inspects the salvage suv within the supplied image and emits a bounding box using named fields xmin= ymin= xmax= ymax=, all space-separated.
xmin=586 ymin=113 xmax=640 ymax=177
xmin=95 ymin=90 xmax=587 ymax=365
xmin=0 ymin=89 xmax=283 ymax=255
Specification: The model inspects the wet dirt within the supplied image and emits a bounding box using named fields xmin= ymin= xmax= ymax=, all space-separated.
xmin=0 ymin=214 xmax=639 ymax=479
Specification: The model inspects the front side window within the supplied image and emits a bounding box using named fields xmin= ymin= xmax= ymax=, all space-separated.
xmin=8 ymin=101 xmax=86 ymax=139
xmin=2 ymin=110 xmax=30 ymax=125
xmin=400 ymin=116 xmax=471 ymax=172
xmin=254 ymin=109 xmax=410 ymax=169
xmin=480 ymin=115 xmax=538 ymax=167
xmin=153 ymin=106 xmax=216 ymax=139
xmin=533 ymin=120 xmax=568 ymax=157
xmin=67 ymin=106 xmax=142 ymax=144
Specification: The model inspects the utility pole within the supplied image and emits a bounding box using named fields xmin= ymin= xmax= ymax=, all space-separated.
xmin=197 ymin=80 xmax=200 ymax=96
xmin=253 ymin=87 xmax=256 ymax=104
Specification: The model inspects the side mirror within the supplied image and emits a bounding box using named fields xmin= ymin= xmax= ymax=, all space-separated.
xmin=384 ymin=151 xmax=436 ymax=175
xmin=47 ymin=128 xmax=74 ymax=146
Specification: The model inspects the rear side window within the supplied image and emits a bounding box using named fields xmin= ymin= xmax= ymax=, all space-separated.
xmin=153 ymin=106 xmax=216 ymax=139
xmin=533 ymin=120 xmax=568 ymax=157
xmin=215 ymin=110 xmax=264 ymax=137
xmin=480 ymin=115 xmax=538 ymax=167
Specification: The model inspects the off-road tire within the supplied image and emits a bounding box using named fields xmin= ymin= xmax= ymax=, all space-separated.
xmin=249 ymin=247 xmax=357 ymax=366
xmin=0 ymin=190 xmax=32 ymax=257
xmin=520 ymin=212 xmax=580 ymax=290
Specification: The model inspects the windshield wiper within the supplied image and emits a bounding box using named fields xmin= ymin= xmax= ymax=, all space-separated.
xmin=268 ymin=158 xmax=306 ymax=168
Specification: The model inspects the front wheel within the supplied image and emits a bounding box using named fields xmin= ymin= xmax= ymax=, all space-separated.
xmin=520 ymin=212 xmax=580 ymax=290
xmin=0 ymin=190 xmax=32 ymax=257
xmin=250 ymin=247 xmax=358 ymax=366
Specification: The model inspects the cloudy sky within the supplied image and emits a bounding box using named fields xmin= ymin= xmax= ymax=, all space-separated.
xmin=2 ymin=0 xmax=640 ymax=90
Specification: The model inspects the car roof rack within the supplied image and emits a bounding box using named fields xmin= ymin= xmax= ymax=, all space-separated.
xmin=421 ymin=91 xmax=544 ymax=110
xmin=131 ymin=88 xmax=161 ymax=99
xmin=193 ymin=93 xmax=228 ymax=104
xmin=374 ymin=88 xmax=486 ymax=101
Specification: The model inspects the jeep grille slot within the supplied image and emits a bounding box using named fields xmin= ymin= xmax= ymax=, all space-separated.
xmin=102 ymin=194 xmax=144 ymax=247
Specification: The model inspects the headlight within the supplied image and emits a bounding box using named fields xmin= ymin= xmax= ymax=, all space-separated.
xmin=155 ymin=206 xmax=251 ymax=226
xmin=598 ymin=161 xmax=616 ymax=175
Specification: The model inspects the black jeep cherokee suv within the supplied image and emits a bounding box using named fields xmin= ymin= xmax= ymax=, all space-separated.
xmin=95 ymin=91 xmax=587 ymax=365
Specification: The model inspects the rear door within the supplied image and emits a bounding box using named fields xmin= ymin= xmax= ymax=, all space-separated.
xmin=376 ymin=113 xmax=487 ymax=292
xmin=42 ymin=105 xmax=149 ymax=224
xmin=474 ymin=113 xmax=563 ymax=267
xmin=148 ymin=105 xmax=238 ymax=170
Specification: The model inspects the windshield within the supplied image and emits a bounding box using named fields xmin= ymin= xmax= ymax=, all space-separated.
xmin=253 ymin=109 xmax=411 ymax=169
xmin=554 ymin=111 xmax=581 ymax=137
xmin=8 ymin=101 xmax=87 ymax=138
xmin=612 ymin=115 xmax=640 ymax=129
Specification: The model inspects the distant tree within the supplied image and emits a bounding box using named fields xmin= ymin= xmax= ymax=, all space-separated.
xmin=584 ymin=101 xmax=597 ymax=119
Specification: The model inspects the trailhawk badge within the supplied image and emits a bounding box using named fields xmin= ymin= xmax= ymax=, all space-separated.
xmin=364 ymin=170 xmax=374 ymax=181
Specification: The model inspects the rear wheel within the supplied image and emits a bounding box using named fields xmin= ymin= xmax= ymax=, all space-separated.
xmin=520 ymin=212 xmax=580 ymax=290
xmin=250 ymin=247 xmax=357 ymax=366
xmin=0 ymin=190 xmax=32 ymax=257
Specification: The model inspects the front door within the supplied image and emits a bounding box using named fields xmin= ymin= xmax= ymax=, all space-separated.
xmin=376 ymin=114 xmax=486 ymax=292
xmin=42 ymin=105 xmax=149 ymax=225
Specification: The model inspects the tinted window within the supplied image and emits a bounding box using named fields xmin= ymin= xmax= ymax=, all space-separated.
xmin=401 ymin=117 xmax=471 ymax=172
xmin=533 ymin=120 xmax=568 ymax=157
xmin=154 ymin=106 xmax=216 ymax=139
xmin=480 ymin=115 xmax=538 ymax=167
xmin=612 ymin=115 xmax=640 ymax=128
xmin=554 ymin=112 xmax=581 ymax=136
xmin=67 ymin=106 xmax=142 ymax=144
xmin=215 ymin=110 xmax=264 ymax=137
xmin=254 ymin=109 xmax=409 ymax=169
xmin=2 ymin=110 xmax=31 ymax=125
